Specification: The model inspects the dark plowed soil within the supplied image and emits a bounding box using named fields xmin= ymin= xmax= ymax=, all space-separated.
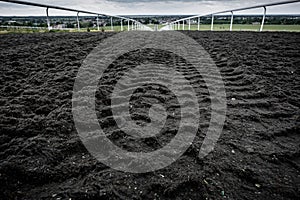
xmin=0 ymin=31 xmax=299 ymax=200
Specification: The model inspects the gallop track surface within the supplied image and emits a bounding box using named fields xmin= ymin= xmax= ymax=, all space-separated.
xmin=0 ymin=31 xmax=299 ymax=199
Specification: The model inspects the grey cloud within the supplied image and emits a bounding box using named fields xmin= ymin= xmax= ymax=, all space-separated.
xmin=0 ymin=0 xmax=297 ymax=16
xmin=105 ymin=0 xmax=233 ymax=2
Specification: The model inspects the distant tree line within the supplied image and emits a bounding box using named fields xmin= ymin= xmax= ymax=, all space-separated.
xmin=0 ymin=15 xmax=299 ymax=28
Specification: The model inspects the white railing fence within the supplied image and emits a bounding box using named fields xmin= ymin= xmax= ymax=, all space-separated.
xmin=161 ymin=0 xmax=300 ymax=31
xmin=0 ymin=0 xmax=153 ymax=31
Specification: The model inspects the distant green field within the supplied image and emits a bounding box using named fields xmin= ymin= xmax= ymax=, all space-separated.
xmin=83 ymin=24 xmax=300 ymax=32
xmin=1 ymin=24 xmax=300 ymax=34
xmin=0 ymin=25 xmax=129 ymax=34
xmin=146 ymin=24 xmax=164 ymax=30
xmin=173 ymin=24 xmax=300 ymax=32
xmin=77 ymin=25 xmax=142 ymax=32
xmin=90 ymin=25 xmax=129 ymax=32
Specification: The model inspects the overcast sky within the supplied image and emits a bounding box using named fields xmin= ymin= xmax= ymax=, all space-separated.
xmin=0 ymin=0 xmax=299 ymax=16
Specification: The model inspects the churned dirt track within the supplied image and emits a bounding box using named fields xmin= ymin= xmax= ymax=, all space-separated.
xmin=0 ymin=31 xmax=299 ymax=199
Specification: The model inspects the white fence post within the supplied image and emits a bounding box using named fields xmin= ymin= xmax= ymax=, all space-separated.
xmin=183 ymin=20 xmax=185 ymax=30
xmin=211 ymin=14 xmax=214 ymax=31
xmin=198 ymin=17 xmax=200 ymax=31
xmin=188 ymin=19 xmax=191 ymax=30
xmin=120 ymin=19 xmax=123 ymax=31
xmin=46 ymin=7 xmax=51 ymax=31
xmin=230 ymin=11 xmax=234 ymax=31
xmin=260 ymin=6 xmax=267 ymax=32
xmin=111 ymin=17 xmax=113 ymax=31
xmin=128 ymin=20 xmax=130 ymax=31
xmin=97 ymin=15 xmax=100 ymax=31
xmin=77 ymin=12 xmax=80 ymax=31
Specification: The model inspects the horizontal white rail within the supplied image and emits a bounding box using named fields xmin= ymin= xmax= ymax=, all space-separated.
xmin=0 ymin=0 xmax=153 ymax=31
xmin=163 ymin=0 xmax=300 ymax=32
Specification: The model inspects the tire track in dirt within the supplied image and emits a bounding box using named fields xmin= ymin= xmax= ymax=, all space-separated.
xmin=186 ymin=31 xmax=300 ymax=199
xmin=93 ymin=33 xmax=211 ymax=154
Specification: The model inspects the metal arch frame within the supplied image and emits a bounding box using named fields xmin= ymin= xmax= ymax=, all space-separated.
xmin=0 ymin=0 xmax=152 ymax=31
xmin=165 ymin=0 xmax=300 ymax=32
